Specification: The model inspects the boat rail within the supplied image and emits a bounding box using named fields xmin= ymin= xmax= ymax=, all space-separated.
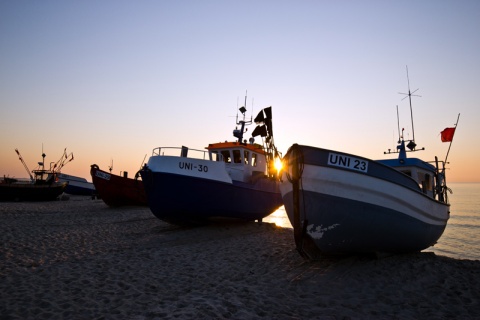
xmin=152 ymin=146 xmax=222 ymax=161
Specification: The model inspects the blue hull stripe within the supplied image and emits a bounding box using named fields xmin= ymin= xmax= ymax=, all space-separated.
xmin=283 ymin=190 xmax=446 ymax=254
xmin=141 ymin=170 xmax=282 ymax=223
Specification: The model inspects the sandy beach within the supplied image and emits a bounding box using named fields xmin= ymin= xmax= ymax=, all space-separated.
xmin=1 ymin=196 xmax=479 ymax=319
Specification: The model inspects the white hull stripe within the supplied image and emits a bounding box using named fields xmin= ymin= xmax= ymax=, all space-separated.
xmin=280 ymin=164 xmax=449 ymax=225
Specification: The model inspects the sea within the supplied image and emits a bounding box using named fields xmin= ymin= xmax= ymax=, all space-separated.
xmin=264 ymin=182 xmax=480 ymax=261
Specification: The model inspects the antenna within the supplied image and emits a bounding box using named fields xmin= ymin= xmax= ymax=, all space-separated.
xmin=243 ymin=90 xmax=247 ymax=115
xmin=396 ymin=105 xmax=401 ymax=142
xmin=250 ymin=97 xmax=254 ymax=123
xmin=235 ymin=91 xmax=248 ymax=124
xmin=233 ymin=90 xmax=252 ymax=143
xmin=399 ymin=66 xmax=421 ymax=146
xmin=384 ymin=69 xmax=425 ymax=155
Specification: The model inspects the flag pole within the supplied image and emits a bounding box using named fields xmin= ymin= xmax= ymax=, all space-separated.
xmin=444 ymin=113 xmax=460 ymax=164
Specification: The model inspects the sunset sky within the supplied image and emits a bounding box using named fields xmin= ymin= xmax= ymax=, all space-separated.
xmin=1 ymin=1 xmax=479 ymax=183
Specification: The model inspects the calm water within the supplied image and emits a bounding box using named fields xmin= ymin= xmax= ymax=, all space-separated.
xmin=264 ymin=182 xmax=480 ymax=261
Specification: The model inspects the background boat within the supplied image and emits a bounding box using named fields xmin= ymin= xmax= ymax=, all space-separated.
xmin=90 ymin=164 xmax=147 ymax=207
xmin=57 ymin=173 xmax=95 ymax=196
xmin=0 ymin=177 xmax=67 ymax=201
xmin=1 ymin=149 xmax=69 ymax=201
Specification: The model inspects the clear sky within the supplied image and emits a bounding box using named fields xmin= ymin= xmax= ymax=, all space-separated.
xmin=1 ymin=1 xmax=479 ymax=183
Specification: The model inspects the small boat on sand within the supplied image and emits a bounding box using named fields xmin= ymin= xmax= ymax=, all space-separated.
xmin=1 ymin=149 xmax=69 ymax=201
xmin=90 ymin=164 xmax=147 ymax=207
xmin=139 ymin=103 xmax=283 ymax=225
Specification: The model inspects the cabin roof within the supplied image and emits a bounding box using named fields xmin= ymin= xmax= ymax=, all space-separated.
xmin=377 ymin=157 xmax=436 ymax=172
xmin=206 ymin=141 xmax=265 ymax=154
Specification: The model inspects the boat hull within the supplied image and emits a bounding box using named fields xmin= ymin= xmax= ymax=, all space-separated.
xmin=57 ymin=173 xmax=95 ymax=196
xmin=90 ymin=165 xmax=147 ymax=207
xmin=0 ymin=182 xmax=67 ymax=201
xmin=280 ymin=145 xmax=450 ymax=255
xmin=140 ymin=169 xmax=282 ymax=224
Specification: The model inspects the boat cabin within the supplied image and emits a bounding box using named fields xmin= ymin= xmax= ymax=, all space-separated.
xmin=378 ymin=157 xmax=437 ymax=199
xmin=207 ymin=141 xmax=269 ymax=182
xmin=32 ymin=169 xmax=57 ymax=185
xmin=379 ymin=138 xmax=445 ymax=200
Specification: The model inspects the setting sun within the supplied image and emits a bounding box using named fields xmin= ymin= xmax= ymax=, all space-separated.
xmin=274 ymin=157 xmax=283 ymax=172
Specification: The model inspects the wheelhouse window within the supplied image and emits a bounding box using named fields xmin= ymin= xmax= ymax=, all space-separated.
xmin=210 ymin=151 xmax=222 ymax=162
xmin=244 ymin=151 xmax=250 ymax=165
xmin=233 ymin=150 xmax=242 ymax=164
xmin=252 ymin=153 xmax=258 ymax=167
xmin=221 ymin=150 xmax=231 ymax=163
xmin=418 ymin=172 xmax=432 ymax=192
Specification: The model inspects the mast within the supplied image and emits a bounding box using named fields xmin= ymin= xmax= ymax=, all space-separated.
xmin=444 ymin=113 xmax=460 ymax=164
xmin=396 ymin=105 xmax=400 ymax=142
xmin=399 ymin=65 xmax=421 ymax=149
xmin=384 ymin=68 xmax=426 ymax=155
xmin=233 ymin=91 xmax=252 ymax=143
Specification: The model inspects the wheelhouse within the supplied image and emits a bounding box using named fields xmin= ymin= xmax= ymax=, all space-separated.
xmin=378 ymin=158 xmax=437 ymax=199
xmin=207 ymin=141 xmax=269 ymax=182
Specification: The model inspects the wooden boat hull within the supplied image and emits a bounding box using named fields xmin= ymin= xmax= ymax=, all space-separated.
xmin=0 ymin=181 xmax=67 ymax=201
xmin=280 ymin=145 xmax=450 ymax=255
xmin=90 ymin=164 xmax=147 ymax=207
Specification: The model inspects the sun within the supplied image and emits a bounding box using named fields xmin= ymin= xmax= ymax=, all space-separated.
xmin=274 ymin=157 xmax=283 ymax=172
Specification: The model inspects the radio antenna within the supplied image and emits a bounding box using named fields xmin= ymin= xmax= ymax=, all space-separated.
xmin=396 ymin=105 xmax=401 ymax=142
xmin=399 ymin=66 xmax=421 ymax=146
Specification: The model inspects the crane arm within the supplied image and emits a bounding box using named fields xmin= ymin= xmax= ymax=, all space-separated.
xmin=14 ymin=149 xmax=34 ymax=181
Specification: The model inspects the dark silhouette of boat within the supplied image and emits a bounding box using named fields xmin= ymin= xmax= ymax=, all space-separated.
xmin=1 ymin=149 xmax=69 ymax=201
xmin=90 ymin=164 xmax=147 ymax=207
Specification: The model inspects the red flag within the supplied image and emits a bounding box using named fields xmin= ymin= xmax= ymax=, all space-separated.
xmin=441 ymin=127 xmax=456 ymax=142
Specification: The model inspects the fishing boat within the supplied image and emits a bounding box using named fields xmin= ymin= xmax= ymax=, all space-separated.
xmin=90 ymin=164 xmax=147 ymax=207
xmin=139 ymin=103 xmax=283 ymax=225
xmin=57 ymin=173 xmax=95 ymax=196
xmin=280 ymin=79 xmax=457 ymax=257
xmin=0 ymin=149 xmax=69 ymax=201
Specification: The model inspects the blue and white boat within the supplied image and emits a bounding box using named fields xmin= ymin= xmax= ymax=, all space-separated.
xmin=280 ymin=98 xmax=457 ymax=257
xmin=140 ymin=105 xmax=283 ymax=225
xmin=280 ymin=139 xmax=451 ymax=256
